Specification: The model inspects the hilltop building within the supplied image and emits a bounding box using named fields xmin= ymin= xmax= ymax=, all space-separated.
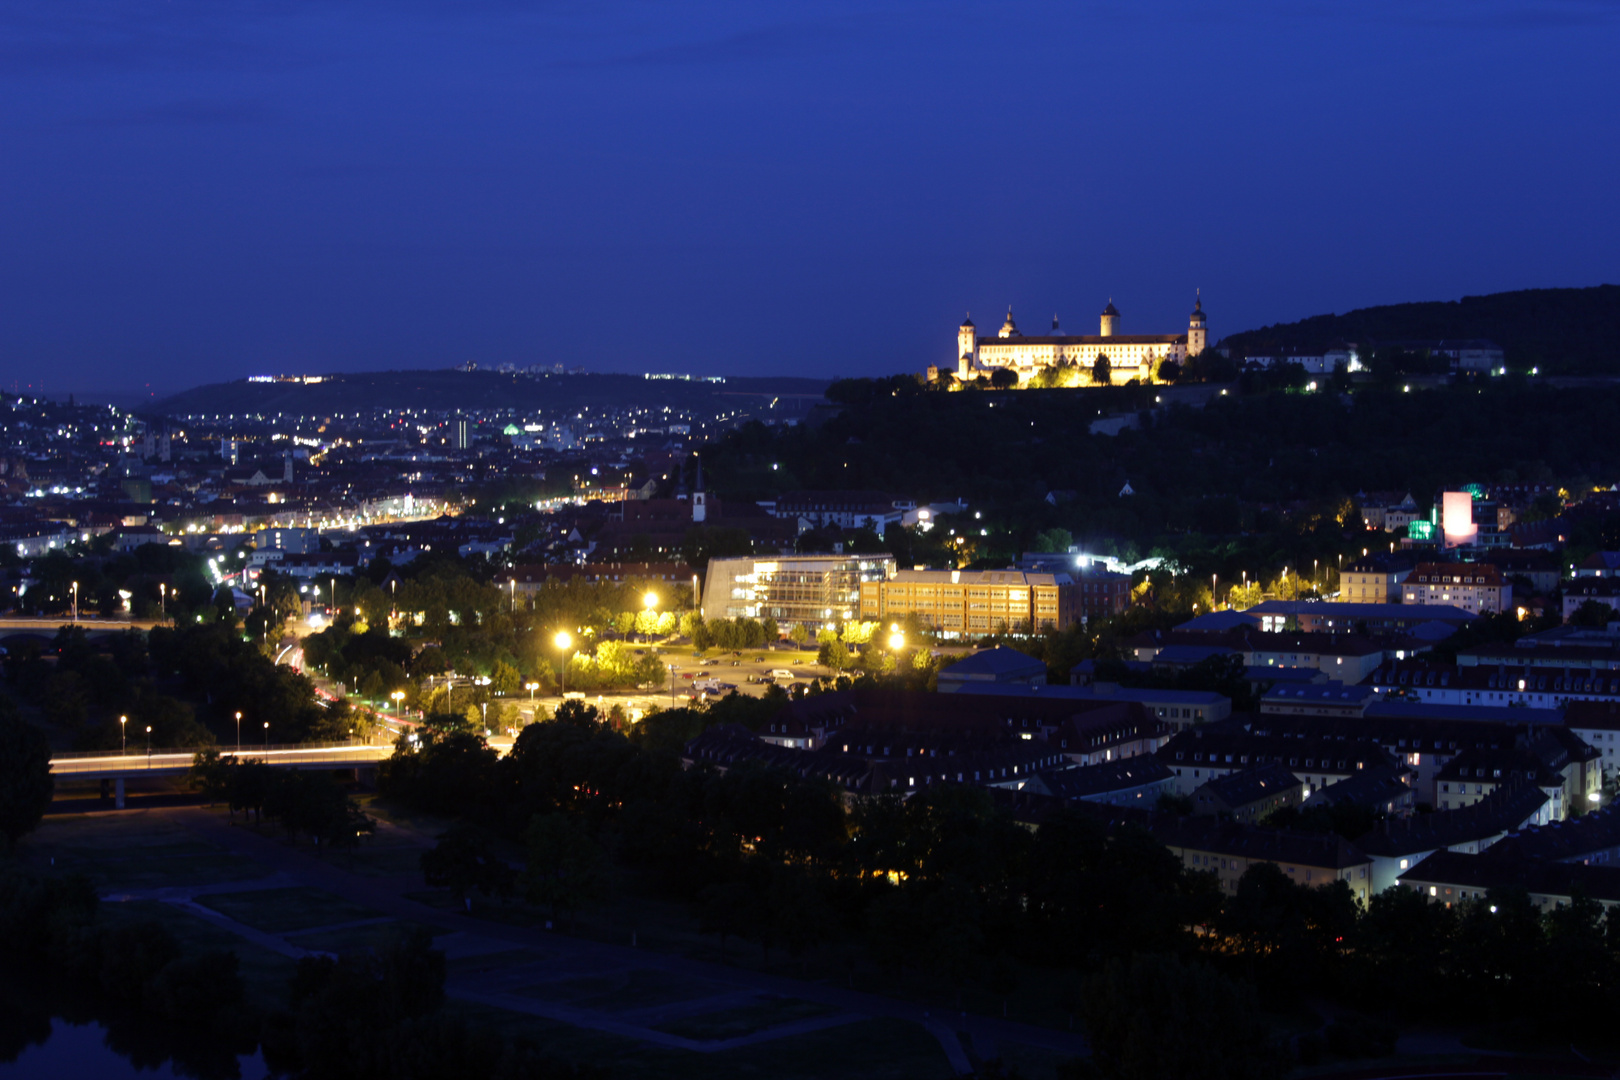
xmin=954 ymin=296 xmax=1209 ymax=385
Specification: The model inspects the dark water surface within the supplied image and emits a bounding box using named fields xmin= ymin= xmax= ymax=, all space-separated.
xmin=0 ymin=1018 xmax=269 ymax=1078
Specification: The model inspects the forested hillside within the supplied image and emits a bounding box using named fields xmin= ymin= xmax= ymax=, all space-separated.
xmin=1222 ymin=285 xmax=1620 ymax=373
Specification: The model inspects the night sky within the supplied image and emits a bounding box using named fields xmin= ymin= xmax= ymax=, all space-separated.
xmin=2 ymin=0 xmax=1616 ymax=397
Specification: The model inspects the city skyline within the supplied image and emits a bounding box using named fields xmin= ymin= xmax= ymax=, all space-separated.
xmin=3 ymin=0 xmax=1616 ymax=395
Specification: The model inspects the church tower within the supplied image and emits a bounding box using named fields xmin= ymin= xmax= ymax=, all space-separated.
xmin=1099 ymin=300 xmax=1119 ymax=337
xmin=957 ymin=315 xmax=976 ymax=377
xmin=691 ymin=454 xmax=707 ymax=523
xmin=1188 ymin=293 xmax=1207 ymax=357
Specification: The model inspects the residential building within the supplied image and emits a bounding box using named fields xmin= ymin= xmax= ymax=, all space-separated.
xmin=1023 ymin=759 xmax=1177 ymax=807
xmin=1355 ymin=782 xmax=1550 ymax=893
xmin=1303 ymin=765 xmax=1415 ymax=818
xmin=1152 ymin=817 xmax=1373 ymax=902
xmin=1359 ymin=493 xmax=1421 ymax=533
xmin=966 ymin=681 xmax=1228 ymax=731
xmin=1565 ymin=700 xmax=1620 ymax=782
xmin=1192 ymin=762 xmax=1306 ymax=823
xmin=937 ymin=648 xmax=1048 ymax=693
xmin=1563 ymin=579 xmax=1620 ymax=621
xmin=858 ymin=568 xmax=1081 ymax=637
xmin=703 ymin=553 xmax=894 ymax=631
xmin=1247 ymin=600 xmax=1476 ymax=638
xmin=1157 ymin=724 xmax=1396 ymax=797
xmin=1399 ymin=850 xmax=1620 ymax=912
xmin=1402 ymin=562 xmax=1509 ymax=614
xmin=759 ymin=491 xmax=915 ymax=536
xmin=1575 ymin=552 xmax=1620 ymax=578
xmin=1260 ymin=682 xmax=1376 ymax=718
xmin=1338 ymin=556 xmax=1412 ymax=603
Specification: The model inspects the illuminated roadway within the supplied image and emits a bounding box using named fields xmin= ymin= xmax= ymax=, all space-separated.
xmin=51 ymin=743 xmax=394 ymax=780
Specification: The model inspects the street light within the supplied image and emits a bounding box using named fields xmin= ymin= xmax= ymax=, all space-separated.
xmin=555 ymin=631 xmax=572 ymax=696
xmin=391 ymin=690 xmax=405 ymax=720
xmin=888 ymin=631 xmax=905 ymax=651
xmin=525 ymin=681 xmax=539 ymax=702
xmin=263 ymin=721 xmax=269 ymax=750
xmin=71 ymin=581 xmax=79 ymax=622
xmin=643 ymin=591 xmax=658 ymax=641
xmin=120 ymin=715 xmax=127 ymax=754
xmin=145 ymin=725 xmax=152 ymax=764
xmin=159 ymin=583 xmax=167 ymax=617
xmin=235 ymin=711 xmax=242 ymax=754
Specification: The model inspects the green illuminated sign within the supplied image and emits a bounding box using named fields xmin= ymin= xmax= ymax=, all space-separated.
xmin=1408 ymin=520 xmax=1437 ymax=541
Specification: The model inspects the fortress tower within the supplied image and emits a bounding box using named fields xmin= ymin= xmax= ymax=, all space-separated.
xmin=1099 ymin=300 xmax=1119 ymax=337
xmin=957 ymin=315 xmax=976 ymax=377
xmin=1188 ymin=294 xmax=1207 ymax=357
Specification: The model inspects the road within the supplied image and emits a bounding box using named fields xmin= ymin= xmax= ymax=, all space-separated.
xmin=51 ymin=742 xmax=393 ymax=779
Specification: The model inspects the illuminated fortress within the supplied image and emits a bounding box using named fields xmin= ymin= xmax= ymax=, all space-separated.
xmin=955 ymin=296 xmax=1208 ymax=385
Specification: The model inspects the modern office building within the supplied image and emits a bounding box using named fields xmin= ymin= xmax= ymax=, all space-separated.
xmin=702 ymin=553 xmax=895 ymax=630
xmin=859 ymin=568 xmax=1082 ymax=637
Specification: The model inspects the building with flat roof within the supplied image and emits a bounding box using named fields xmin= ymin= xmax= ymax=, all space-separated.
xmin=702 ymin=553 xmax=894 ymax=631
xmin=859 ymin=568 xmax=1081 ymax=637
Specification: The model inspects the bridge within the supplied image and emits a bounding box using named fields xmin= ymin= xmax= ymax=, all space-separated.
xmin=51 ymin=741 xmax=394 ymax=808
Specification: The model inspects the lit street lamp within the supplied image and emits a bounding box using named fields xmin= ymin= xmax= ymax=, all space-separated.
xmin=525 ymin=681 xmax=539 ymax=702
xmin=390 ymin=690 xmax=406 ymax=722
xmin=555 ymin=631 xmax=572 ymax=697
xmin=145 ymin=725 xmax=152 ymax=765
xmin=263 ymin=721 xmax=269 ymax=750
xmin=235 ymin=711 xmax=242 ymax=754
xmin=71 ymin=581 xmax=79 ymax=622
xmin=120 ymin=715 xmax=127 ymax=754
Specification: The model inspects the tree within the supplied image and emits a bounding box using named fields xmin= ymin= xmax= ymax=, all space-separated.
xmin=421 ymin=826 xmax=516 ymax=911
xmin=1081 ymin=954 xmax=1287 ymax=1080
xmin=789 ymin=623 xmax=809 ymax=646
xmin=988 ymin=368 xmax=1018 ymax=390
xmin=1570 ymin=599 xmax=1616 ymax=627
xmin=521 ymin=812 xmax=606 ymax=929
xmin=1156 ymin=358 xmax=1181 ymax=382
xmin=490 ymin=660 xmax=522 ymax=697
xmin=1092 ymin=354 xmax=1113 ymax=386
xmin=0 ymin=703 xmax=53 ymax=849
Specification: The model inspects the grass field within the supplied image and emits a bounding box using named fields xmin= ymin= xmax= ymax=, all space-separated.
xmin=196 ymin=885 xmax=381 ymax=934
xmin=654 ymin=997 xmax=839 ymax=1041
xmin=452 ymin=1004 xmax=957 ymax=1080
xmin=287 ymin=918 xmax=447 ymax=954
xmin=99 ymin=898 xmax=300 ymax=1012
xmin=519 ymin=968 xmax=731 ymax=1013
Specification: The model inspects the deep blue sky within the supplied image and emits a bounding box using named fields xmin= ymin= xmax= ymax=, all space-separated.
xmin=2 ymin=0 xmax=1616 ymax=397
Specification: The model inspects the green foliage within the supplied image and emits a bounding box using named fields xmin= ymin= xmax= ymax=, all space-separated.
xmin=521 ymin=813 xmax=606 ymax=925
xmin=1081 ymin=953 xmax=1287 ymax=1080
xmin=1221 ymin=284 xmax=1620 ymax=374
xmin=420 ymin=826 xmax=516 ymax=909
xmin=0 ymin=701 xmax=53 ymax=849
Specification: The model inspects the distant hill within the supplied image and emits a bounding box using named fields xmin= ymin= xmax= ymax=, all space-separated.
xmin=1221 ymin=285 xmax=1620 ymax=372
xmin=151 ymin=369 xmax=830 ymax=417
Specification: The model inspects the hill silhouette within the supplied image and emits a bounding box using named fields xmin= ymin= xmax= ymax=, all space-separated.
xmin=151 ymin=369 xmax=829 ymax=417
xmin=1221 ymin=284 xmax=1620 ymax=373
